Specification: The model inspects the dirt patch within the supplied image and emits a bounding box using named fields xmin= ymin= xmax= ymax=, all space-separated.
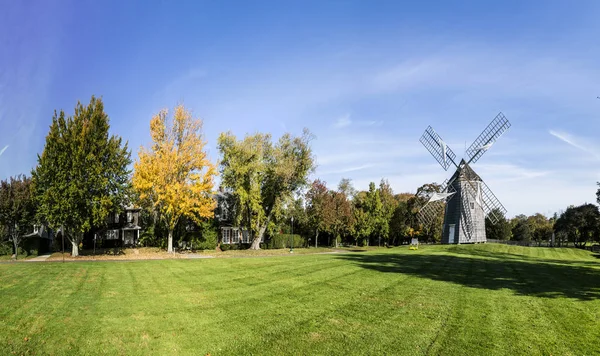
xmin=46 ymin=248 xmax=189 ymax=261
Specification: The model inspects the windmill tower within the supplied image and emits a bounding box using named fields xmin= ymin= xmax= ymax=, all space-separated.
xmin=417 ymin=113 xmax=511 ymax=244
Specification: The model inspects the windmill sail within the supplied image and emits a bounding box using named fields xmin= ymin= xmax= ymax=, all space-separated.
xmin=460 ymin=172 xmax=507 ymax=225
xmin=478 ymin=180 xmax=507 ymax=224
xmin=419 ymin=126 xmax=457 ymax=171
xmin=460 ymin=192 xmax=474 ymax=241
xmin=465 ymin=112 xmax=511 ymax=164
xmin=417 ymin=181 xmax=456 ymax=227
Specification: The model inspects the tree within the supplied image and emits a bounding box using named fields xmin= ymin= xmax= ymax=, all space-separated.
xmin=485 ymin=208 xmax=511 ymax=241
xmin=554 ymin=204 xmax=600 ymax=248
xmin=511 ymin=215 xmax=532 ymax=242
xmin=527 ymin=213 xmax=553 ymax=245
xmin=325 ymin=190 xmax=354 ymax=247
xmin=377 ymin=179 xmax=396 ymax=246
xmin=305 ymin=180 xmax=328 ymax=248
xmin=0 ymin=175 xmax=35 ymax=259
xmin=32 ymin=97 xmax=131 ymax=257
xmin=596 ymin=182 xmax=600 ymax=205
xmin=217 ymin=129 xmax=314 ymax=249
xmin=338 ymin=178 xmax=356 ymax=200
xmin=352 ymin=191 xmax=373 ymax=246
xmin=364 ymin=182 xmax=384 ymax=246
xmin=133 ymin=105 xmax=217 ymax=253
xmin=282 ymin=196 xmax=308 ymax=237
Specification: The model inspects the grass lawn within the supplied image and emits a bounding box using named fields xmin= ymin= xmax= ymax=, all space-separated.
xmin=0 ymin=244 xmax=599 ymax=355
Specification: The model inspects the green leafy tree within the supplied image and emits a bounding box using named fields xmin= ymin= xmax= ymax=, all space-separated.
xmin=32 ymin=96 xmax=131 ymax=257
xmin=377 ymin=179 xmax=396 ymax=246
xmin=554 ymin=204 xmax=600 ymax=248
xmin=388 ymin=193 xmax=414 ymax=246
xmin=305 ymin=179 xmax=329 ymax=247
xmin=338 ymin=178 xmax=356 ymax=200
xmin=352 ymin=191 xmax=372 ymax=246
xmin=217 ymin=129 xmax=314 ymax=249
xmin=527 ymin=213 xmax=554 ymax=245
xmin=0 ymin=175 xmax=35 ymax=259
xmin=280 ymin=196 xmax=308 ymax=237
xmin=596 ymin=182 xmax=600 ymax=205
xmin=511 ymin=215 xmax=532 ymax=242
xmin=485 ymin=208 xmax=511 ymax=241
xmin=364 ymin=182 xmax=384 ymax=246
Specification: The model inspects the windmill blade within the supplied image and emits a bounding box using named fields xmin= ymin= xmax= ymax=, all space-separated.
xmin=465 ymin=112 xmax=511 ymax=164
xmin=460 ymin=192 xmax=474 ymax=241
xmin=478 ymin=180 xmax=507 ymax=224
xmin=417 ymin=200 xmax=445 ymax=227
xmin=461 ymin=177 xmax=507 ymax=225
xmin=417 ymin=180 xmax=456 ymax=227
xmin=419 ymin=126 xmax=457 ymax=171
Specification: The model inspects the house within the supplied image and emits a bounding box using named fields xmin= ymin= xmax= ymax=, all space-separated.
xmin=215 ymin=188 xmax=263 ymax=245
xmin=23 ymin=224 xmax=54 ymax=254
xmin=101 ymin=206 xmax=142 ymax=247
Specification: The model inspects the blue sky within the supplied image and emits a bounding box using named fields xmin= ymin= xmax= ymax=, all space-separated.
xmin=1 ymin=0 xmax=599 ymax=217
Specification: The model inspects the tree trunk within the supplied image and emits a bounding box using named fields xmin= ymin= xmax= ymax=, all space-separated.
xmin=315 ymin=230 xmax=319 ymax=248
xmin=250 ymin=224 xmax=268 ymax=250
xmin=250 ymin=236 xmax=261 ymax=249
xmin=72 ymin=241 xmax=79 ymax=257
xmin=168 ymin=229 xmax=174 ymax=253
xmin=13 ymin=238 xmax=18 ymax=260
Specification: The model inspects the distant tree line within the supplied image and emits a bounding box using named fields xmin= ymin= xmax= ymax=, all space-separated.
xmin=2 ymin=95 xmax=600 ymax=257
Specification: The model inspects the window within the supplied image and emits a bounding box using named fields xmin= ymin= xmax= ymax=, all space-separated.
xmin=470 ymin=202 xmax=475 ymax=209
xmin=106 ymin=230 xmax=120 ymax=240
xmin=231 ymin=229 xmax=240 ymax=244
xmin=127 ymin=211 xmax=133 ymax=223
xmin=222 ymin=228 xmax=230 ymax=244
xmin=33 ymin=225 xmax=40 ymax=233
xmin=242 ymin=230 xmax=249 ymax=243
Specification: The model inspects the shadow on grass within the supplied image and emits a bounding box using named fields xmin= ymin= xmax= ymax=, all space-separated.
xmin=336 ymin=249 xmax=600 ymax=301
xmin=446 ymin=246 xmax=600 ymax=266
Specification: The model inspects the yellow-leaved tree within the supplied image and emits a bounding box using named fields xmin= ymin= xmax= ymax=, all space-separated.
xmin=133 ymin=105 xmax=217 ymax=253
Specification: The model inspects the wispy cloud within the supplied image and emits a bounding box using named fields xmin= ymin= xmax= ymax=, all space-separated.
xmin=476 ymin=163 xmax=550 ymax=182
xmin=332 ymin=114 xmax=383 ymax=129
xmin=549 ymin=130 xmax=600 ymax=160
xmin=319 ymin=163 xmax=378 ymax=176
xmin=333 ymin=114 xmax=351 ymax=128
xmin=0 ymin=145 xmax=8 ymax=157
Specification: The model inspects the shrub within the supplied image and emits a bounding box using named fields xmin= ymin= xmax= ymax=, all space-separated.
xmin=184 ymin=229 xmax=218 ymax=251
xmin=0 ymin=241 xmax=12 ymax=255
xmin=267 ymin=234 xmax=305 ymax=249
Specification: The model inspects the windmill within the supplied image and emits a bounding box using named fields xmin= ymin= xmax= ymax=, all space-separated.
xmin=417 ymin=113 xmax=510 ymax=244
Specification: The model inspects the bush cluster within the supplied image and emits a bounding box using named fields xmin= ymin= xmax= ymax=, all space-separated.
xmin=267 ymin=234 xmax=305 ymax=249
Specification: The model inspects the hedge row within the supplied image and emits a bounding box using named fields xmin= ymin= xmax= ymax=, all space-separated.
xmin=267 ymin=234 xmax=306 ymax=249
